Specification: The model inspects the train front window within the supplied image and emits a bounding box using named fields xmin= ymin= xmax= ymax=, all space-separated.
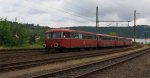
xmin=46 ymin=33 xmax=52 ymax=39
xmin=52 ymin=32 xmax=61 ymax=38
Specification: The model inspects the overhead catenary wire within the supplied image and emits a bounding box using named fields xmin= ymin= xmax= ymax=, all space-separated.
xmin=47 ymin=6 xmax=95 ymax=22
xmin=65 ymin=0 xmax=96 ymax=15
xmin=63 ymin=7 xmax=95 ymax=20
xmin=26 ymin=2 xmax=96 ymax=24
xmin=11 ymin=1 xmax=97 ymax=27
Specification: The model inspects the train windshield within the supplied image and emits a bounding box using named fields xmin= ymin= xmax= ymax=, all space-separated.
xmin=46 ymin=32 xmax=62 ymax=39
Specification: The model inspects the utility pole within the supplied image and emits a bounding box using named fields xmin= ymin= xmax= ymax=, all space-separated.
xmin=116 ymin=22 xmax=119 ymax=36
xmin=96 ymin=6 xmax=99 ymax=33
xmin=128 ymin=21 xmax=130 ymax=27
xmin=144 ymin=31 xmax=147 ymax=44
xmin=15 ymin=17 xmax=17 ymax=22
xmin=133 ymin=10 xmax=136 ymax=43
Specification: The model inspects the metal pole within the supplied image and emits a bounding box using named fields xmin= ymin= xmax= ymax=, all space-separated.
xmin=144 ymin=31 xmax=147 ymax=44
xmin=96 ymin=6 xmax=99 ymax=33
xmin=15 ymin=17 xmax=17 ymax=22
xmin=116 ymin=22 xmax=118 ymax=36
xmin=133 ymin=10 xmax=136 ymax=43
xmin=128 ymin=21 xmax=130 ymax=27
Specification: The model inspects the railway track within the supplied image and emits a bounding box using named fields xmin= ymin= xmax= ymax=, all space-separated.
xmin=74 ymin=49 xmax=150 ymax=78
xmin=0 ymin=48 xmax=46 ymax=54
xmin=0 ymin=48 xmax=47 ymax=58
xmin=0 ymin=46 xmax=140 ymax=58
xmin=33 ymin=47 xmax=150 ymax=78
xmin=0 ymin=45 xmax=141 ymax=54
xmin=0 ymin=47 xmax=136 ymax=72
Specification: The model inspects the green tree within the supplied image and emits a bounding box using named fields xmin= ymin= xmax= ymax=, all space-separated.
xmin=0 ymin=18 xmax=28 ymax=46
xmin=108 ymin=32 xmax=118 ymax=36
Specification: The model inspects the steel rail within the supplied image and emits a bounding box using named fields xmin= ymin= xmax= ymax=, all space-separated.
xmin=34 ymin=48 xmax=149 ymax=78
xmin=0 ymin=47 xmax=133 ymax=72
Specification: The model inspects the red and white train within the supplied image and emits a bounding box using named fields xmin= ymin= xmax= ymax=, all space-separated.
xmin=44 ymin=29 xmax=132 ymax=50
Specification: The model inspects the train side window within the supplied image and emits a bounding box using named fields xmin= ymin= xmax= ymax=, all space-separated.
xmin=100 ymin=36 xmax=102 ymax=40
xmin=70 ymin=32 xmax=79 ymax=39
xmin=97 ymin=36 xmax=102 ymax=40
xmin=82 ymin=34 xmax=86 ymax=39
xmin=93 ymin=35 xmax=96 ymax=39
xmin=82 ymin=34 xmax=96 ymax=40
xmin=79 ymin=33 xmax=82 ymax=39
xmin=109 ymin=37 xmax=113 ymax=40
xmin=102 ymin=36 xmax=107 ymax=40
xmin=96 ymin=36 xmax=99 ymax=40
xmin=102 ymin=36 xmax=112 ymax=40
xmin=117 ymin=38 xmax=119 ymax=41
xmin=63 ymin=32 xmax=70 ymax=38
xmin=101 ymin=36 xmax=104 ymax=40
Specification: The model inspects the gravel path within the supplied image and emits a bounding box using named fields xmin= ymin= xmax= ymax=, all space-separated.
xmin=88 ymin=50 xmax=150 ymax=78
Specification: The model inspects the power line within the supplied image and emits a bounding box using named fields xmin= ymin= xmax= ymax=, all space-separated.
xmin=98 ymin=21 xmax=131 ymax=22
xmin=24 ymin=2 xmax=95 ymax=24
xmin=13 ymin=1 xmax=97 ymax=26
xmin=65 ymin=0 xmax=96 ymax=15
xmin=38 ymin=5 xmax=95 ymax=22
xmin=64 ymin=7 xmax=94 ymax=18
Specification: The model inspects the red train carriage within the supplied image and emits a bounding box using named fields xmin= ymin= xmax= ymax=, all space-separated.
xmin=96 ymin=34 xmax=132 ymax=47
xmin=96 ymin=34 xmax=116 ymax=47
xmin=44 ymin=29 xmax=97 ymax=49
xmin=116 ymin=37 xmax=125 ymax=46
xmin=114 ymin=37 xmax=132 ymax=47
xmin=124 ymin=38 xmax=132 ymax=46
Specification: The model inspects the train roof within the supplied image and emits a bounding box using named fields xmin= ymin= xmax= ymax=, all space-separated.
xmin=46 ymin=29 xmax=96 ymax=35
xmin=47 ymin=29 xmax=132 ymax=40
xmin=96 ymin=34 xmax=115 ymax=38
xmin=96 ymin=34 xmax=132 ymax=40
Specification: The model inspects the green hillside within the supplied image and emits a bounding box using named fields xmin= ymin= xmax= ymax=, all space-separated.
xmin=68 ymin=25 xmax=150 ymax=38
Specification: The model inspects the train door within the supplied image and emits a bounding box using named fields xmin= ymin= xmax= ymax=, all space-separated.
xmin=70 ymin=32 xmax=80 ymax=48
xmin=62 ymin=32 xmax=71 ymax=48
xmin=115 ymin=37 xmax=118 ymax=47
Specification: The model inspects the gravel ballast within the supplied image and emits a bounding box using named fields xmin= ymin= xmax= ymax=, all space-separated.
xmin=88 ymin=49 xmax=150 ymax=78
xmin=0 ymin=47 xmax=148 ymax=78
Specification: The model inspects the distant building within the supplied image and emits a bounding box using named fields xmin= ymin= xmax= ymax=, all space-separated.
xmin=132 ymin=38 xmax=150 ymax=44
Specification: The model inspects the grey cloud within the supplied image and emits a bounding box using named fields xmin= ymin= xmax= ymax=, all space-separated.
xmin=64 ymin=0 xmax=150 ymax=21
xmin=63 ymin=0 xmax=96 ymax=18
xmin=1 ymin=0 xmax=150 ymax=27
xmin=27 ymin=8 xmax=47 ymax=15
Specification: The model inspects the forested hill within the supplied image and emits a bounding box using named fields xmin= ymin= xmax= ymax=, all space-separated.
xmin=67 ymin=25 xmax=150 ymax=38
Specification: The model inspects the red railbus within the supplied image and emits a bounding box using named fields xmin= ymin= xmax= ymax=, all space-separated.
xmin=44 ymin=29 xmax=132 ymax=50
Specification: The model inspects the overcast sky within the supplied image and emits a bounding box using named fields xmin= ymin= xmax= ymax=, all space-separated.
xmin=0 ymin=0 xmax=150 ymax=28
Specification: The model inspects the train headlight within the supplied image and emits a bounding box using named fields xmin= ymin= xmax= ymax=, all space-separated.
xmin=43 ymin=44 xmax=46 ymax=47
